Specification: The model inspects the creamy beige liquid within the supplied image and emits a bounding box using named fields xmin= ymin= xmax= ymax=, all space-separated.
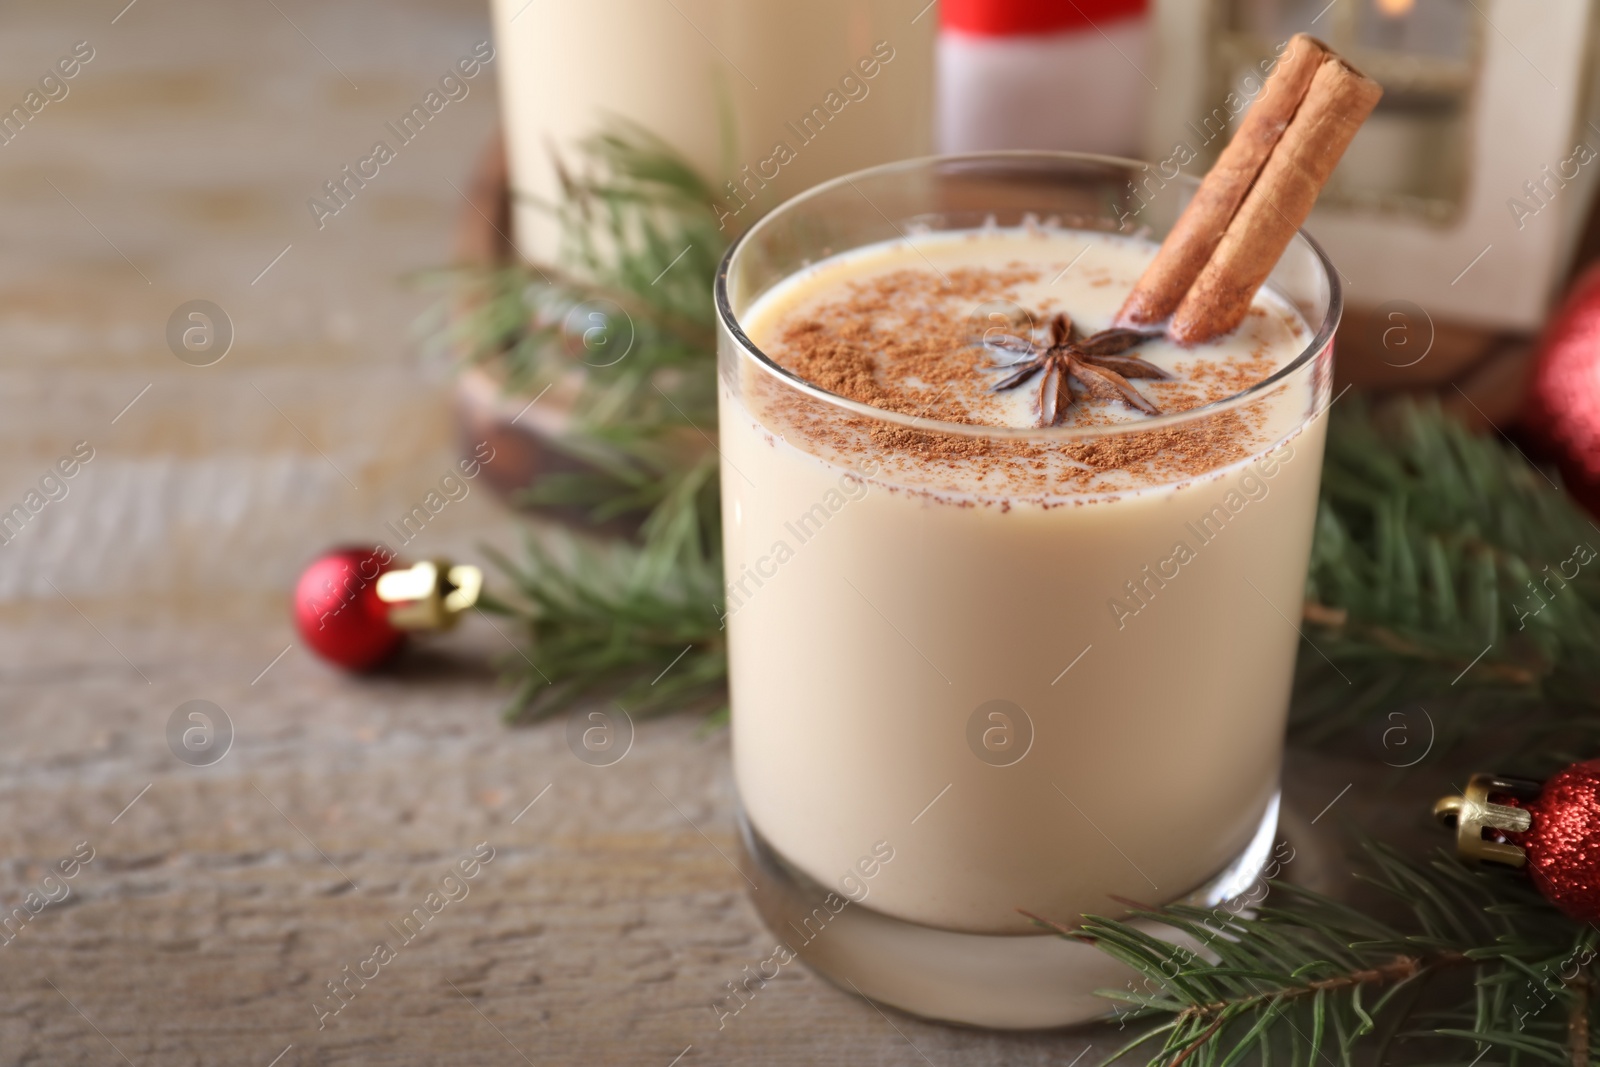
xmin=721 ymin=228 xmax=1327 ymax=934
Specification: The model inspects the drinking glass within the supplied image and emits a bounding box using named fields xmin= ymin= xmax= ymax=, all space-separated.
xmin=714 ymin=152 xmax=1337 ymax=1028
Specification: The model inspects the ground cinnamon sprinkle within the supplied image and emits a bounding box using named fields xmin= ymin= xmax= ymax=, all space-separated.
xmin=744 ymin=236 xmax=1314 ymax=505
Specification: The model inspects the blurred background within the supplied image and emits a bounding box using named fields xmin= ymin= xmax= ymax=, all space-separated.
xmin=14 ymin=0 xmax=1600 ymax=618
xmin=7 ymin=0 xmax=1600 ymax=1063
xmin=2 ymin=0 xmax=506 ymax=613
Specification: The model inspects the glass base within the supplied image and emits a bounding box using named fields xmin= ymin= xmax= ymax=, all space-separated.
xmin=736 ymin=792 xmax=1282 ymax=1030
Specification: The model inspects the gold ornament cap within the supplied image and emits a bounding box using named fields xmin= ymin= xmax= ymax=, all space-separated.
xmin=1433 ymin=772 xmax=1539 ymax=868
xmin=374 ymin=560 xmax=483 ymax=631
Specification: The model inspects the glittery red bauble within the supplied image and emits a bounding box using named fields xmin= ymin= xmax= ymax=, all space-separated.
xmin=1525 ymin=265 xmax=1600 ymax=515
xmin=292 ymin=546 xmax=403 ymax=670
xmin=1510 ymin=759 xmax=1600 ymax=923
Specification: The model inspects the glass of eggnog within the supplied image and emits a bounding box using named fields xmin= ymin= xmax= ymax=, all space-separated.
xmin=713 ymin=152 xmax=1337 ymax=1029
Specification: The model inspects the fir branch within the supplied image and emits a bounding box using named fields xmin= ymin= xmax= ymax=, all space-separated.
xmin=481 ymin=453 xmax=725 ymax=722
xmin=514 ymin=429 xmax=712 ymax=526
xmin=551 ymin=123 xmax=728 ymax=325
xmin=432 ymin=123 xmax=730 ymax=720
xmin=1063 ymin=843 xmax=1600 ymax=1066
xmin=446 ymin=260 xmax=718 ymax=437
xmin=445 ymin=120 xmax=726 ymax=436
xmin=1294 ymin=398 xmax=1600 ymax=746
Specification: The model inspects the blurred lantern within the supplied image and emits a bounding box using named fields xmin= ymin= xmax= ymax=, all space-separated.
xmin=1148 ymin=0 xmax=1600 ymax=407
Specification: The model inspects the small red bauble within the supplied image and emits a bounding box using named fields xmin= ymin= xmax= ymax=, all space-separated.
xmin=1437 ymin=762 xmax=1600 ymax=923
xmin=1510 ymin=760 xmax=1600 ymax=923
xmin=293 ymin=546 xmax=404 ymax=670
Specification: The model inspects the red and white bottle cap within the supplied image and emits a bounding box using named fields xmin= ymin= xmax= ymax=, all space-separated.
xmin=937 ymin=0 xmax=1151 ymax=159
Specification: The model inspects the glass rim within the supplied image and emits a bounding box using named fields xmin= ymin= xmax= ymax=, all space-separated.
xmin=713 ymin=150 xmax=1342 ymax=442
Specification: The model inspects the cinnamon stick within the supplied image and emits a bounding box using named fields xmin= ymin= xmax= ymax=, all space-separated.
xmin=1169 ymin=55 xmax=1381 ymax=343
xmin=1119 ymin=34 xmax=1331 ymax=327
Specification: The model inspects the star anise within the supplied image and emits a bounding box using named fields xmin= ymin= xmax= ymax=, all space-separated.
xmin=983 ymin=312 xmax=1169 ymax=426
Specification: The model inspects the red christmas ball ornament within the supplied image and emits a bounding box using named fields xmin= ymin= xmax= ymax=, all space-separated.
xmin=1435 ymin=763 xmax=1600 ymax=923
xmin=292 ymin=547 xmax=485 ymax=671
xmin=1512 ymin=761 xmax=1600 ymax=923
xmin=293 ymin=546 xmax=405 ymax=669
xmin=1523 ymin=264 xmax=1600 ymax=515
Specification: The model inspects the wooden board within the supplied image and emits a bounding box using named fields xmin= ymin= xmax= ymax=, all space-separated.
xmin=2 ymin=606 xmax=1404 ymax=1066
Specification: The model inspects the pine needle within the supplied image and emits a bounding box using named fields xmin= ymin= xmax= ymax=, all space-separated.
xmin=1056 ymin=842 xmax=1598 ymax=1066
xmin=481 ymin=453 xmax=726 ymax=722
xmin=1295 ymin=398 xmax=1600 ymax=750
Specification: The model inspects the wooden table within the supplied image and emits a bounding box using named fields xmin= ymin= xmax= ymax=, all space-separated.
xmin=0 ymin=2 xmax=1422 ymax=1063
xmin=6 ymin=602 xmax=1385 ymax=1067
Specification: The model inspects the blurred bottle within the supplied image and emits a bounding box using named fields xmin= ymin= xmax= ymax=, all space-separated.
xmin=490 ymin=0 xmax=937 ymax=257
xmin=938 ymin=0 xmax=1150 ymax=157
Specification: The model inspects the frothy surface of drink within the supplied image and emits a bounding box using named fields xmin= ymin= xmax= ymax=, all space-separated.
xmin=733 ymin=228 xmax=1316 ymax=503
